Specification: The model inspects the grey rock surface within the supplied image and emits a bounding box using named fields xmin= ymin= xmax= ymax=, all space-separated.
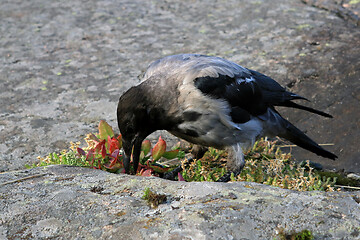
xmin=0 ymin=165 xmax=359 ymax=240
xmin=0 ymin=0 xmax=359 ymax=173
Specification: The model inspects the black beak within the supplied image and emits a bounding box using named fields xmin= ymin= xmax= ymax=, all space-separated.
xmin=123 ymin=138 xmax=143 ymax=174
xmin=123 ymin=154 xmax=131 ymax=174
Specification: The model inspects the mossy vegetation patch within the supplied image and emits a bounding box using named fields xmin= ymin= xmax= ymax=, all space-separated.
xmin=30 ymin=121 xmax=360 ymax=192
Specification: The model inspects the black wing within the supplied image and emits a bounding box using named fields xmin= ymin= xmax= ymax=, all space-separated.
xmin=248 ymin=69 xmax=333 ymax=118
xmin=194 ymin=73 xmax=267 ymax=124
xmin=194 ymin=69 xmax=332 ymax=124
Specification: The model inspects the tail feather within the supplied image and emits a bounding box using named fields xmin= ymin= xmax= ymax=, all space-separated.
xmin=278 ymin=101 xmax=333 ymax=118
xmin=278 ymin=118 xmax=337 ymax=160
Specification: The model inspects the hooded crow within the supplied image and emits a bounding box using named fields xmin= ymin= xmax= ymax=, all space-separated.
xmin=117 ymin=54 xmax=337 ymax=176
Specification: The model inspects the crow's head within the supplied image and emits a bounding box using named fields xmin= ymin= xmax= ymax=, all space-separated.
xmin=117 ymin=86 xmax=150 ymax=174
xmin=117 ymin=83 xmax=166 ymax=174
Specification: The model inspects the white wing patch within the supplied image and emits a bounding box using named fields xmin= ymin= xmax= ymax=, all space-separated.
xmin=235 ymin=77 xmax=256 ymax=93
xmin=236 ymin=77 xmax=255 ymax=84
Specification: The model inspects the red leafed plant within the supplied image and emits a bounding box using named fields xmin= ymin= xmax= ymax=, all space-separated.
xmin=77 ymin=120 xmax=181 ymax=177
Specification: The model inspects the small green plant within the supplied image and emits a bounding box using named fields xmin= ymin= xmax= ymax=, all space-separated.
xmin=142 ymin=187 xmax=167 ymax=208
xmin=237 ymin=139 xmax=338 ymax=191
xmin=276 ymin=229 xmax=314 ymax=240
xmin=181 ymin=148 xmax=228 ymax=182
xmin=34 ymin=120 xmax=184 ymax=177
xmin=28 ymin=142 xmax=91 ymax=169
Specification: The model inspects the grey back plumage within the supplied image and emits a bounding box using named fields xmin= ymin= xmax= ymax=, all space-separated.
xmin=143 ymin=54 xmax=249 ymax=81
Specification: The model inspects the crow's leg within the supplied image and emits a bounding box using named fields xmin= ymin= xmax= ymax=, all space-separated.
xmin=216 ymin=169 xmax=243 ymax=182
xmin=162 ymin=157 xmax=194 ymax=180
xmin=191 ymin=145 xmax=207 ymax=159
xmin=162 ymin=144 xmax=207 ymax=181
xmin=217 ymin=145 xmax=245 ymax=182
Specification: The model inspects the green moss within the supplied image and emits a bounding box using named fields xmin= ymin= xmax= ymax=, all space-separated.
xmin=317 ymin=171 xmax=360 ymax=187
xmin=32 ymin=150 xmax=90 ymax=168
xmin=276 ymin=229 xmax=314 ymax=240
xmin=182 ymin=138 xmax=340 ymax=192
xmin=29 ymin=121 xmax=358 ymax=192
xmin=142 ymin=188 xmax=167 ymax=208
xmin=296 ymin=24 xmax=312 ymax=30
xmin=181 ymin=148 xmax=228 ymax=182
xmin=349 ymin=0 xmax=360 ymax=4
